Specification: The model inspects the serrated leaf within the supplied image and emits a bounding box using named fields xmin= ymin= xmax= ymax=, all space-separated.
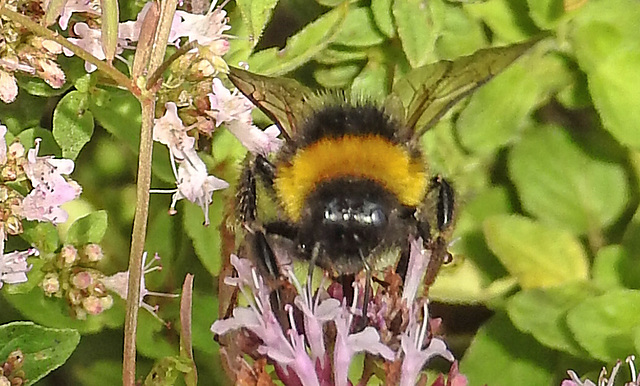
xmin=507 ymin=282 xmax=595 ymax=356
xmin=236 ymin=0 xmax=279 ymax=48
xmin=53 ymin=90 xmax=94 ymax=160
xmin=457 ymin=53 xmax=571 ymax=154
xmin=65 ymin=210 xmax=108 ymax=245
xmin=393 ymin=0 xmax=440 ymax=67
xmin=0 ymin=321 xmax=80 ymax=386
xmin=333 ymin=7 xmax=386 ymax=47
xmin=247 ymin=3 xmax=348 ymax=76
xmin=460 ymin=312 xmax=556 ymax=385
xmin=570 ymin=0 xmax=640 ymax=149
xmin=566 ymin=289 xmax=640 ymax=362
xmin=508 ymin=125 xmax=628 ymax=234
xmin=483 ymin=215 xmax=589 ymax=288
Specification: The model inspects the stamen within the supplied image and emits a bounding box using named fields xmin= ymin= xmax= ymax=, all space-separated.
xmin=250 ymin=268 xmax=265 ymax=314
xmin=607 ymin=359 xmax=622 ymax=386
xmin=285 ymin=304 xmax=297 ymax=347
xmin=627 ymin=355 xmax=637 ymax=383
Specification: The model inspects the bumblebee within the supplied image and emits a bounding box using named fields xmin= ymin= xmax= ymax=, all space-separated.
xmin=228 ymin=39 xmax=539 ymax=295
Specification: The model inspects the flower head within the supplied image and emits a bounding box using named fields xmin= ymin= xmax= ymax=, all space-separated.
xmin=173 ymin=1 xmax=232 ymax=47
xmin=19 ymin=139 xmax=81 ymax=224
xmin=153 ymin=102 xmax=195 ymax=165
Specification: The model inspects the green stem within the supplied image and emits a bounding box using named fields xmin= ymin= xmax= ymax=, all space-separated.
xmin=0 ymin=6 xmax=136 ymax=94
xmin=122 ymin=0 xmax=179 ymax=384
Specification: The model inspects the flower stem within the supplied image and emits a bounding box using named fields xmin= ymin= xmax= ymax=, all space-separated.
xmin=122 ymin=0 xmax=179 ymax=384
xmin=146 ymin=41 xmax=197 ymax=89
xmin=0 ymin=6 xmax=136 ymax=94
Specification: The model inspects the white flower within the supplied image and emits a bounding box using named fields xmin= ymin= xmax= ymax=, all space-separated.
xmin=0 ymin=70 xmax=18 ymax=104
xmin=0 ymin=123 xmax=7 ymax=164
xmin=102 ymin=252 xmax=178 ymax=319
xmin=173 ymin=1 xmax=231 ymax=46
xmin=0 ymin=231 xmax=38 ymax=289
xmin=43 ymin=0 xmax=101 ymax=30
xmin=402 ymin=237 xmax=431 ymax=304
xmin=207 ymin=78 xmax=253 ymax=126
xmin=168 ymin=149 xmax=229 ymax=226
xmin=399 ymin=303 xmax=455 ymax=386
xmin=153 ymin=102 xmax=195 ymax=166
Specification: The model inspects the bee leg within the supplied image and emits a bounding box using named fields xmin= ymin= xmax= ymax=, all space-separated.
xmin=236 ymin=154 xmax=276 ymax=224
xmin=423 ymin=176 xmax=456 ymax=286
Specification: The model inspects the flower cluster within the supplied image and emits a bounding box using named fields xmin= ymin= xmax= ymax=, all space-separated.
xmin=0 ymin=0 xmax=66 ymax=103
xmin=0 ymin=124 xmax=81 ymax=231
xmin=212 ymin=238 xmax=466 ymax=385
xmin=563 ymin=355 xmax=639 ymax=386
xmin=0 ymin=349 xmax=25 ymax=386
xmin=39 ymin=243 xmax=113 ymax=319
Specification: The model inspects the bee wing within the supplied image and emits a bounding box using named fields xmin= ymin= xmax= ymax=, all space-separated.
xmin=390 ymin=37 xmax=544 ymax=139
xmin=228 ymin=67 xmax=315 ymax=141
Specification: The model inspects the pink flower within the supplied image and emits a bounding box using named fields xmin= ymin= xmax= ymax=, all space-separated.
xmin=173 ymin=1 xmax=231 ymax=46
xmin=168 ymin=149 xmax=229 ymax=226
xmin=563 ymin=356 xmax=640 ymax=386
xmin=63 ymin=23 xmax=127 ymax=72
xmin=19 ymin=139 xmax=81 ymax=224
xmin=43 ymin=0 xmax=101 ymax=30
xmin=402 ymin=237 xmax=430 ymax=304
xmin=207 ymin=78 xmax=253 ymax=126
xmin=0 ymin=231 xmax=38 ymax=289
xmin=399 ymin=304 xmax=455 ymax=386
xmin=207 ymin=79 xmax=282 ymax=155
xmin=102 ymin=252 xmax=178 ymax=319
xmin=333 ymin=292 xmax=395 ymax=386
xmin=0 ymin=70 xmax=18 ymax=104
xmin=153 ymin=102 xmax=195 ymax=166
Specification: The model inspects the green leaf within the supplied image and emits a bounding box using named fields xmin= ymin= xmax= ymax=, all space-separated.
xmin=527 ymin=0 xmax=565 ymax=28
xmin=53 ymin=90 xmax=94 ymax=160
xmin=236 ymin=0 xmax=279 ymax=48
xmin=393 ymin=0 xmax=441 ymax=67
xmin=314 ymin=63 xmax=362 ymax=88
xmin=89 ymin=88 xmax=174 ymax=183
xmin=351 ymin=59 xmax=389 ymax=102
xmin=183 ymin=191 xmax=226 ymax=275
xmin=457 ymin=52 xmax=571 ymax=154
xmin=136 ymin=311 xmax=177 ymax=360
xmin=17 ymin=128 xmax=60 ymax=156
xmin=464 ymin=0 xmax=539 ymax=42
xmin=570 ymin=0 xmax=640 ymax=149
xmin=333 ymin=7 xmax=386 ymax=47
xmin=508 ymin=125 xmax=629 ymax=234
xmin=460 ymin=312 xmax=556 ymax=385
xmin=65 ymin=210 xmax=108 ymax=245
xmin=316 ymin=46 xmax=368 ymax=65
xmin=593 ymin=245 xmax=640 ymax=290
xmin=566 ymin=289 xmax=640 ymax=362
xmin=371 ymin=0 xmax=395 ymax=38
xmin=0 ymin=93 xmax=44 ymax=134
xmin=435 ymin=2 xmax=486 ymax=59
xmin=144 ymin=356 xmax=193 ymax=386
xmin=247 ymin=3 xmax=349 ymax=76
xmin=16 ymin=75 xmax=71 ymax=98
xmin=507 ymin=282 xmax=595 ymax=356
xmin=483 ymin=215 xmax=589 ymax=288
xmin=74 ymin=360 xmax=122 ymax=386
xmin=21 ymin=222 xmax=60 ymax=254
xmin=0 ymin=321 xmax=80 ymax=386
